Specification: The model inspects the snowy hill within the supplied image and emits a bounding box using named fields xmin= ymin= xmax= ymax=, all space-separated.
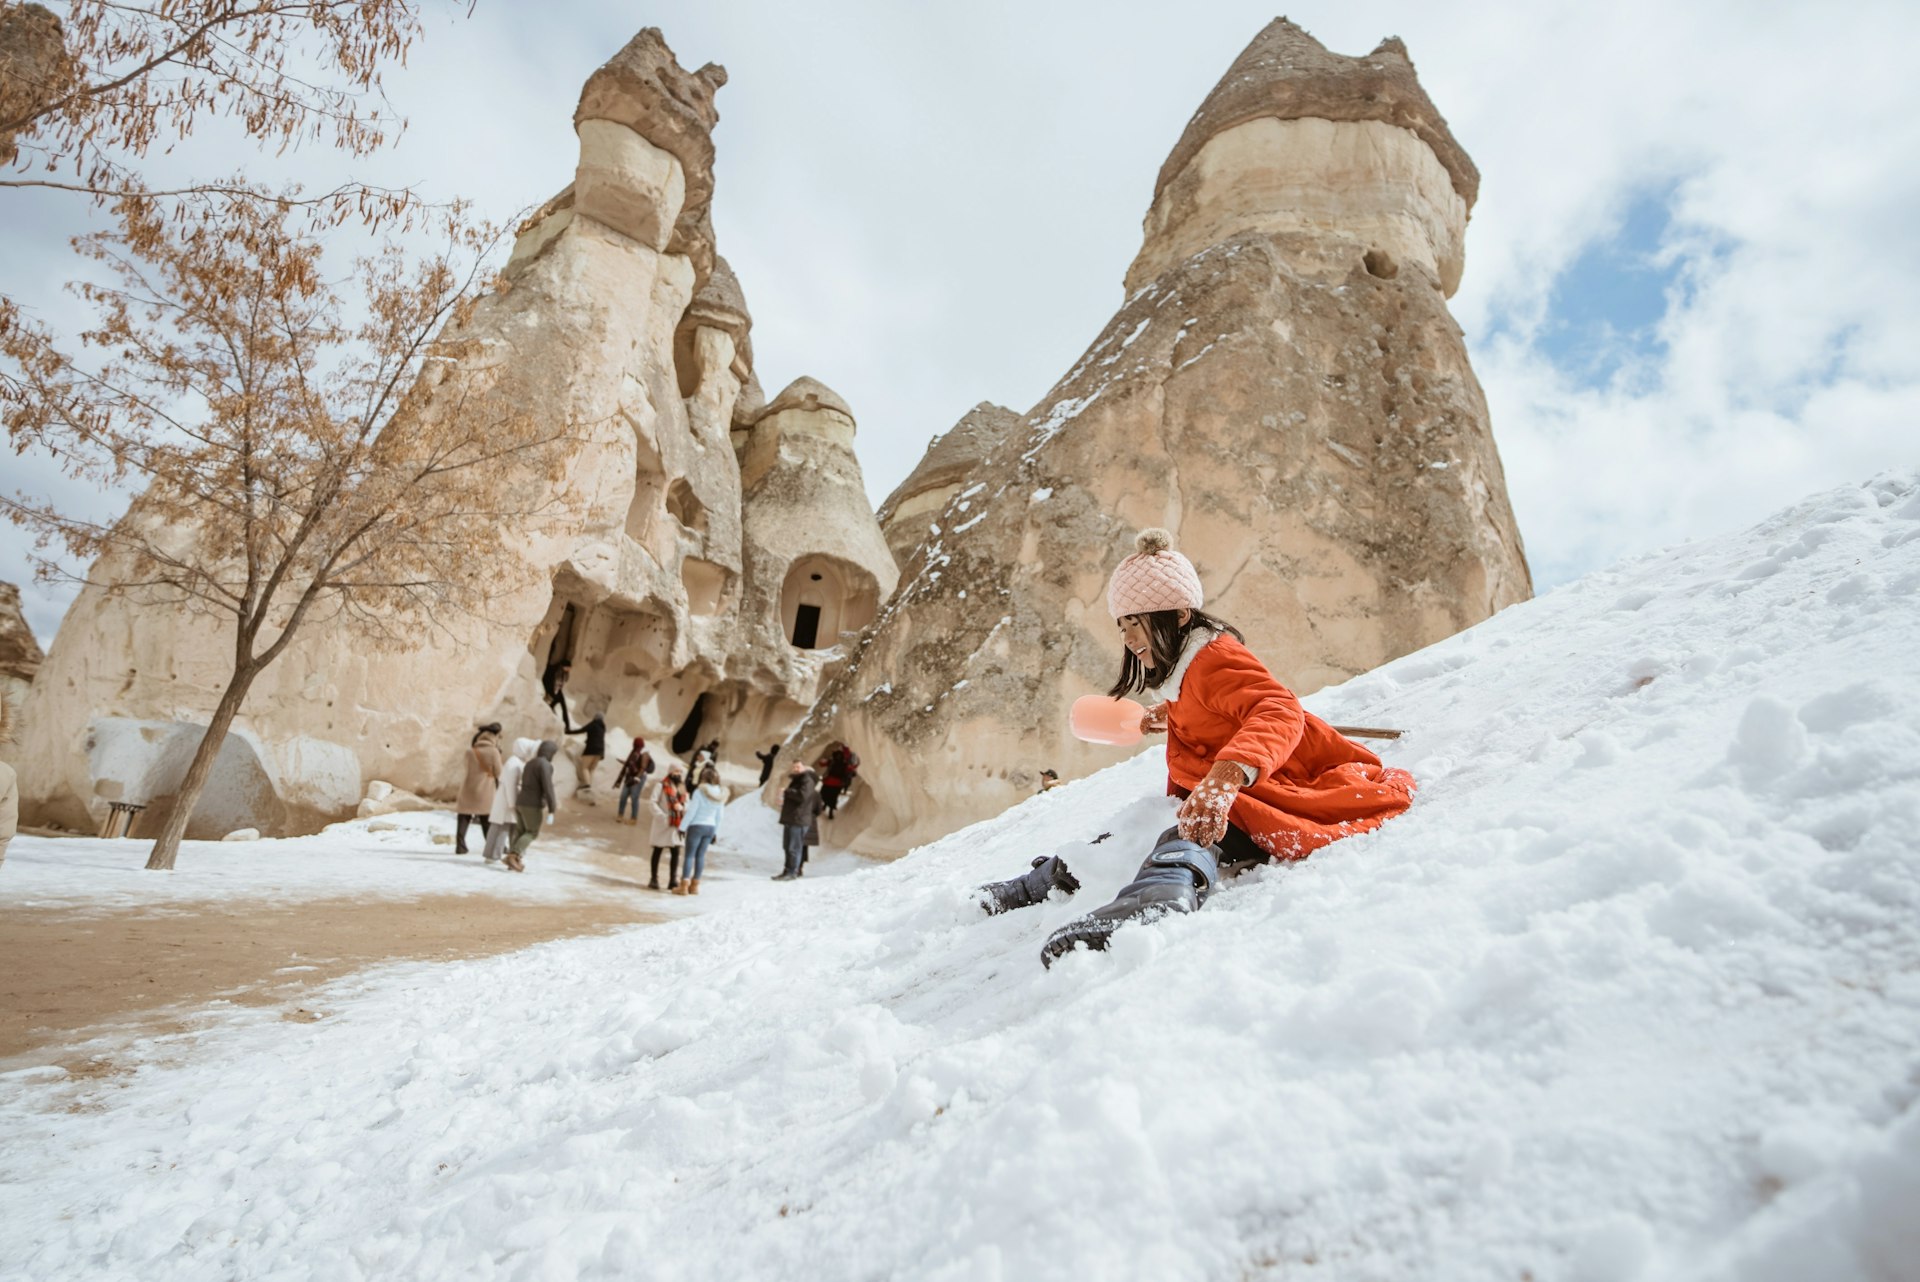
xmin=5 ymin=472 xmax=1919 ymax=1281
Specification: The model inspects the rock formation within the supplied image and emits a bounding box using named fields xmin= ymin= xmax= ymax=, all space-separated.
xmin=13 ymin=28 xmax=896 ymax=837
xmin=0 ymin=3 xmax=70 ymax=169
xmin=791 ymin=19 xmax=1531 ymax=856
xmin=875 ymin=402 xmax=1021 ymax=569
xmin=0 ymin=581 xmax=42 ymax=742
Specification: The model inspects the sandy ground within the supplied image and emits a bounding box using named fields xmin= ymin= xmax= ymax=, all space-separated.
xmin=0 ymin=802 xmax=696 ymax=1071
xmin=0 ymin=893 xmax=666 ymax=1070
xmin=0 ymin=776 xmax=857 ymax=1075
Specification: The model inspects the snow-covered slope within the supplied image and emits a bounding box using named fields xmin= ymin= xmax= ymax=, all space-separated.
xmin=4 ymin=472 xmax=1919 ymax=1281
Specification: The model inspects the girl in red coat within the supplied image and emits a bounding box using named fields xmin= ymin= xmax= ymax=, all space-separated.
xmin=980 ymin=528 xmax=1416 ymax=966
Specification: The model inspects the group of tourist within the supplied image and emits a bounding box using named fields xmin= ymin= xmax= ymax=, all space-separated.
xmin=453 ymin=726 xmax=559 ymax=873
xmin=450 ymin=678 xmax=881 ymax=890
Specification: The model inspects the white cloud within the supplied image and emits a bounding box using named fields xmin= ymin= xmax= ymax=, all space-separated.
xmin=4 ymin=0 xmax=1916 ymax=642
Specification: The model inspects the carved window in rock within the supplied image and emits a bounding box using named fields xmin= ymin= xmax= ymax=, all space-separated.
xmin=780 ymin=555 xmax=879 ymax=651
xmin=667 ymin=479 xmax=707 ymax=536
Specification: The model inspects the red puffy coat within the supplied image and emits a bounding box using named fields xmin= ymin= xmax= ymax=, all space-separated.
xmin=1162 ymin=632 xmax=1414 ymax=861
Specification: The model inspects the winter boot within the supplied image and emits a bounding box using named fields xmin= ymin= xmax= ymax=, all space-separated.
xmin=672 ymin=881 xmax=688 ymax=896
xmin=690 ymin=878 xmax=701 ymax=895
xmin=505 ymin=850 xmax=525 ymax=873
xmin=1040 ymin=828 xmax=1218 ymax=968
xmin=977 ymin=856 xmax=1081 ymax=916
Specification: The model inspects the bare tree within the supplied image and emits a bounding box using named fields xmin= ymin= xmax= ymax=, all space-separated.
xmin=1 ymin=0 xmax=455 ymax=213
xmin=0 ymin=192 xmax=570 ymax=869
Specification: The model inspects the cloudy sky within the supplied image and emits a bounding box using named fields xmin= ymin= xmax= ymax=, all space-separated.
xmin=4 ymin=0 xmax=1916 ymax=644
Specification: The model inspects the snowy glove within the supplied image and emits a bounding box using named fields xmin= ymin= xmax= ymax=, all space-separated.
xmin=1139 ymin=702 xmax=1170 ymax=736
xmin=1176 ymin=760 xmax=1246 ymax=849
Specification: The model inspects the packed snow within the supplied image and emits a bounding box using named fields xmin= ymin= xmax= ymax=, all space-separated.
xmin=3 ymin=471 xmax=1919 ymax=1280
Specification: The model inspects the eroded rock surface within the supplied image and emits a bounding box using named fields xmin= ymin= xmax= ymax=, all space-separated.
xmin=0 ymin=3 xmax=70 ymax=168
xmin=14 ymin=29 xmax=895 ymax=836
xmin=793 ymin=21 xmax=1530 ymax=857
xmin=0 ymin=581 xmax=42 ymax=745
xmin=876 ymin=403 xmax=1020 ymax=570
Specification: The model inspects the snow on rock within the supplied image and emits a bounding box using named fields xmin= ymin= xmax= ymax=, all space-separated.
xmin=4 ymin=472 xmax=1920 ymax=1280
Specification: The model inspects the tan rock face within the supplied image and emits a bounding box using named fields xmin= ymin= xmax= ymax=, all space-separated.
xmin=14 ymin=29 xmax=895 ymax=835
xmin=875 ymin=403 xmax=1020 ymax=569
xmin=793 ymin=22 xmax=1530 ymax=857
xmin=0 ymin=2 xmax=70 ymax=168
xmin=575 ymin=26 xmax=728 ymax=286
xmin=0 ymin=581 xmax=43 ymax=746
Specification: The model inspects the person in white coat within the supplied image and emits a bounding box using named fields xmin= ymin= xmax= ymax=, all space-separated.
xmin=483 ymin=737 xmax=541 ymax=864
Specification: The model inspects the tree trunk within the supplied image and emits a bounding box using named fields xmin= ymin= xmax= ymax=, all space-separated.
xmin=143 ymin=668 xmax=260 ymax=871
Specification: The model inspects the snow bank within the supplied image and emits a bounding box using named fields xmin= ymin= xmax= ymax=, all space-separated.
xmin=3 ymin=471 xmax=1918 ymax=1280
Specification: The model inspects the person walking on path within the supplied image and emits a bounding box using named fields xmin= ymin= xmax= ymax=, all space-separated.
xmin=677 ymin=765 xmax=727 ymax=895
xmin=566 ymin=712 xmax=607 ymax=799
xmin=773 ymin=760 xmax=822 ymax=881
xmin=484 ymin=737 xmax=539 ymax=863
xmin=754 ymin=743 xmax=781 ymax=785
xmin=814 ymin=742 xmax=859 ymax=818
xmin=646 ymin=767 xmax=687 ymax=891
xmin=975 ymin=528 xmax=1416 ymax=966
xmin=506 ymin=740 xmax=560 ymax=873
xmin=614 ymin=738 xmax=654 ymax=825
xmin=454 ymin=723 xmax=504 ymax=854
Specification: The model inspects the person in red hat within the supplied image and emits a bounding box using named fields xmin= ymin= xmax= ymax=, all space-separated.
xmin=977 ymin=527 xmax=1416 ymax=966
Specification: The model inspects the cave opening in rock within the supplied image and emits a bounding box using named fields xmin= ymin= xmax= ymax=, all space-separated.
xmin=672 ymin=691 xmax=708 ymax=757
xmin=780 ymin=555 xmax=879 ymax=651
xmin=791 ymin=603 xmax=821 ymax=649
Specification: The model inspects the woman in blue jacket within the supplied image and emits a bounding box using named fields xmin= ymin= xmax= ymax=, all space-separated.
xmin=677 ymin=765 xmax=728 ymax=895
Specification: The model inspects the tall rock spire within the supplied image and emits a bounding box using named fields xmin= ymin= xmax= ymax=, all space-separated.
xmin=792 ymin=21 xmax=1531 ymax=858
xmin=1130 ymin=19 xmax=1478 ymax=296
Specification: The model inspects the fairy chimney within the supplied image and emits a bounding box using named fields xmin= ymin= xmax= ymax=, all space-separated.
xmin=12 ymin=29 xmax=894 ymax=835
xmin=737 ymin=378 xmax=899 ymax=666
xmin=794 ymin=19 xmax=1531 ymax=857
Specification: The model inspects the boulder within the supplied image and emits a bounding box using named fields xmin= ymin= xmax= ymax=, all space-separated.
xmin=792 ymin=21 xmax=1531 ymax=857
xmin=356 ymin=782 xmax=437 ymax=819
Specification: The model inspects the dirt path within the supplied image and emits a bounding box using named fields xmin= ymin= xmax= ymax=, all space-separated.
xmin=1 ymin=894 xmax=663 ymax=1069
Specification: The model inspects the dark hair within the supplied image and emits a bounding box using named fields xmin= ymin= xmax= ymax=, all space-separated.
xmin=1107 ymin=609 xmax=1243 ymax=698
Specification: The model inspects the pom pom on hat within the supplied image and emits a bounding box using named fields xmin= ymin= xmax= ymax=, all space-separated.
xmin=1107 ymin=527 xmax=1204 ymax=619
xmin=1135 ymin=527 xmax=1173 ymax=556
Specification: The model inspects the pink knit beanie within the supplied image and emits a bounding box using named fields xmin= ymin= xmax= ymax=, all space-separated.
xmin=1107 ymin=528 xmax=1204 ymax=619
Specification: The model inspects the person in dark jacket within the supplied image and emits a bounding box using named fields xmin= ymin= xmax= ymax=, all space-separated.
xmin=773 ymin=761 xmax=822 ymax=881
xmin=754 ymin=743 xmax=781 ymax=785
xmin=814 ymin=742 xmax=859 ymax=818
xmin=566 ymin=713 xmax=607 ymax=797
xmin=614 ymin=738 xmax=654 ymax=825
xmin=541 ymin=660 xmax=573 ymax=730
xmin=506 ymin=740 xmax=560 ymax=872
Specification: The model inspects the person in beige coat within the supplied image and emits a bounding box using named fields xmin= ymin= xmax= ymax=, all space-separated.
xmin=644 ymin=768 xmax=686 ymax=891
xmin=0 ymin=756 xmax=17 ymax=868
xmin=454 ymin=723 xmax=503 ymax=854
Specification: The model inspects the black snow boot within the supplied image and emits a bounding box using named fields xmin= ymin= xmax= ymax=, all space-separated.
xmin=1040 ymin=828 xmax=1219 ymax=968
xmin=978 ymin=855 xmax=1081 ymax=916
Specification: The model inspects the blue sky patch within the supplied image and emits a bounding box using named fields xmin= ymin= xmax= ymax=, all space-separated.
xmin=1534 ymin=187 xmax=1685 ymax=389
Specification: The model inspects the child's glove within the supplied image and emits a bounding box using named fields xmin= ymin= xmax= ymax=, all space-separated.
xmin=1176 ymin=760 xmax=1248 ymax=848
xmin=1139 ymin=701 xmax=1170 ymax=736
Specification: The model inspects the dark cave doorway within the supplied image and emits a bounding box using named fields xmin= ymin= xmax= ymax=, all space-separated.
xmin=790 ymin=603 xmax=822 ymax=650
xmin=672 ymin=692 xmax=709 ymax=757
